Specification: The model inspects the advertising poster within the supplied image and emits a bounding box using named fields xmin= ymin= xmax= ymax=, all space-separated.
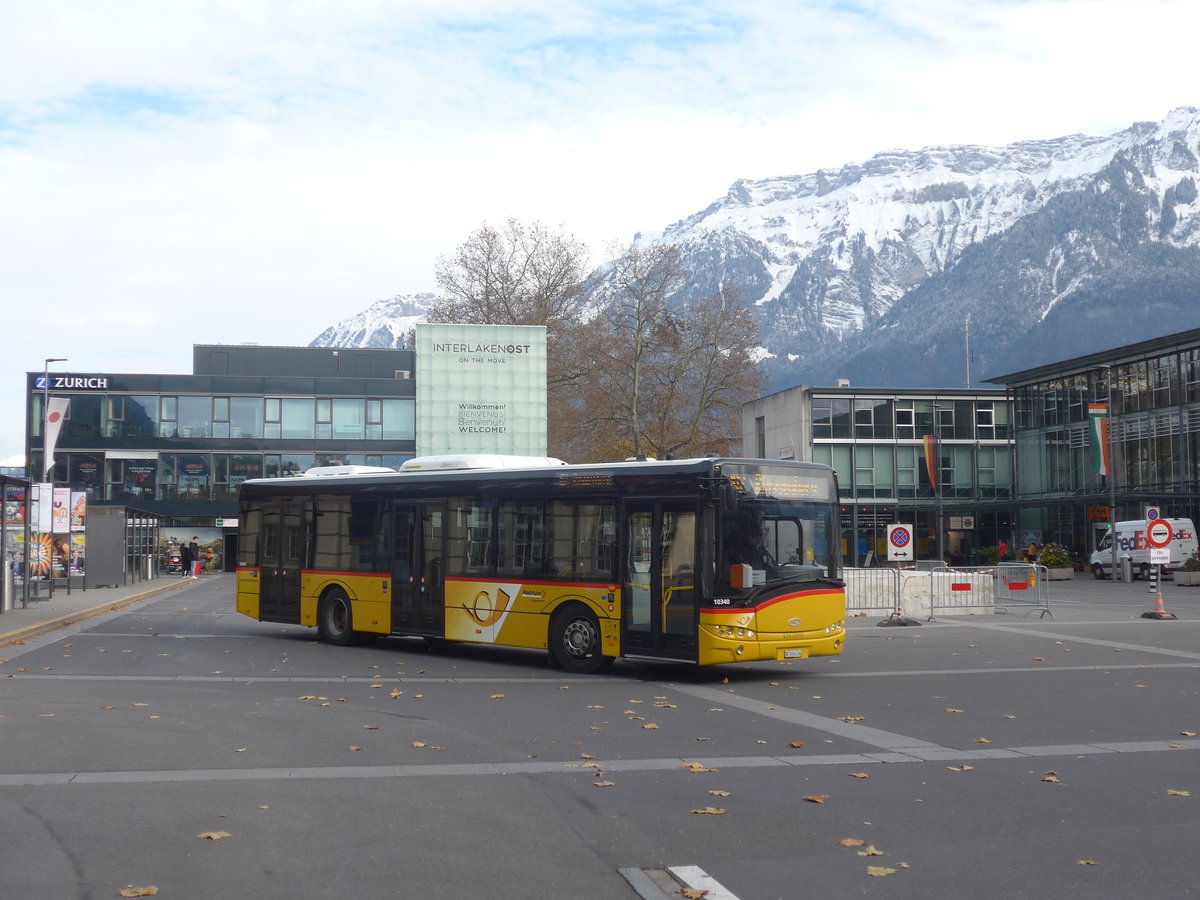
xmin=52 ymin=486 xmax=71 ymax=534
xmin=70 ymin=491 xmax=87 ymax=532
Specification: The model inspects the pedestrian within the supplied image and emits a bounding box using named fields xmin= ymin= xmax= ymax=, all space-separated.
xmin=179 ymin=540 xmax=192 ymax=578
xmin=189 ymin=536 xmax=201 ymax=578
xmin=998 ymin=539 xmax=1008 ymax=562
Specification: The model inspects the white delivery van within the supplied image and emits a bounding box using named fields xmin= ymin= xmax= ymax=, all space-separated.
xmin=1090 ymin=518 xmax=1198 ymax=580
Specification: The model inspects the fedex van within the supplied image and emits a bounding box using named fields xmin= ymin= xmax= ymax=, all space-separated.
xmin=1090 ymin=518 xmax=1198 ymax=580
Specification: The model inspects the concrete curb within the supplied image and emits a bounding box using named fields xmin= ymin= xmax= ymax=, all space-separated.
xmin=0 ymin=580 xmax=190 ymax=647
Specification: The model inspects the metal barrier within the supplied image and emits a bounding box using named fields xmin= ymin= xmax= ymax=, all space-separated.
xmin=844 ymin=567 xmax=902 ymax=615
xmin=928 ymin=563 xmax=1052 ymax=620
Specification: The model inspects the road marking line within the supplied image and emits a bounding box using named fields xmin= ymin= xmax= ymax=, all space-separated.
xmin=668 ymin=866 xmax=740 ymax=900
xmin=0 ymin=741 xmax=1193 ymax=787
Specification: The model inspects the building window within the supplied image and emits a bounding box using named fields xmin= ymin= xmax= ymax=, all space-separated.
xmin=160 ymin=397 xmax=178 ymax=438
xmin=382 ymin=399 xmax=415 ymax=441
xmin=265 ymin=454 xmax=314 ymax=477
xmin=178 ymin=396 xmax=212 ymax=439
xmin=332 ymin=398 xmax=364 ymax=439
xmin=230 ymin=397 xmax=263 ymax=438
xmin=282 ymin=398 xmax=315 ymax=440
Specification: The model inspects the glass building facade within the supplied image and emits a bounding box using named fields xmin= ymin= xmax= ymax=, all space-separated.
xmin=26 ymin=345 xmax=417 ymax=523
xmin=743 ymin=386 xmax=1015 ymax=565
xmin=994 ymin=328 xmax=1200 ymax=565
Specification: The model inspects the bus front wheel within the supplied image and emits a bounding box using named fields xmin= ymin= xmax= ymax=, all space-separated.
xmin=550 ymin=605 xmax=613 ymax=674
xmin=318 ymin=588 xmax=356 ymax=646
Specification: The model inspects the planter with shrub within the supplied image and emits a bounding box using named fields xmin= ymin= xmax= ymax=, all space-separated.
xmin=1175 ymin=552 xmax=1200 ymax=586
xmin=1037 ymin=543 xmax=1075 ymax=580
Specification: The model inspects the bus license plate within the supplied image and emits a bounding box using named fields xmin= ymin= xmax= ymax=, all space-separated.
xmin=782 ymin=648 xmax=804 ymax=659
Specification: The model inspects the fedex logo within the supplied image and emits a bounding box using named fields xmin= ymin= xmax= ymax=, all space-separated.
xmin=1116 ymin=532 xmax=1146 ymax=552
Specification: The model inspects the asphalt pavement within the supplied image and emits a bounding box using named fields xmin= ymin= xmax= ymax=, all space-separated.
xmin=1 ymin=573 xmax=193 ymax=647
xmin=1 ymin=571 xmax=1197 ymax=900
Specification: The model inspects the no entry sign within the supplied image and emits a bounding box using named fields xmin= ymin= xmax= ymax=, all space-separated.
xmin=1146 ymin=519 xmax=1173 ymax=548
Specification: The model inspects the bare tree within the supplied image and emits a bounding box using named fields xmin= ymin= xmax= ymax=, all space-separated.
xmin=429 ymin=219 xmax=593 ymax=460
xmin=584 ymin=242 xmax=685 ymax=458
xmin=430 ymin=219 xmax=590 ymax=329
xmin=573 ymin=259 xmax=765 ymax=462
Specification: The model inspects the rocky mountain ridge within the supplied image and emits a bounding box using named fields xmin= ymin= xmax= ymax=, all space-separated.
xmin=312 ymin=108 xmax=1200 ymax=388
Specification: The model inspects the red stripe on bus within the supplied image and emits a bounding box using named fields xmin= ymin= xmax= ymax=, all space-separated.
xmin=702 ymin=589 xmax=841 ymax=615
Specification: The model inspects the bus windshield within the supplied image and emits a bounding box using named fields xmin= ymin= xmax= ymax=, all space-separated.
xmin=719 ymin=462 xmax=840 ymax=594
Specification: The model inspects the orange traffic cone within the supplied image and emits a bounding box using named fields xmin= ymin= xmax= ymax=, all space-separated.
xmin=1141 ymin=590 xmax=1177 ymax=620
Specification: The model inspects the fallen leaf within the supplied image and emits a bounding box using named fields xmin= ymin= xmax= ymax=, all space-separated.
xmin=594 ymin=781 xmax=615 ymax=788
xmin=197 ymin=831 xmax=231 ymax=840
xmin=690 ymin=807 xmax=726 ymax=815
xmin=642 ymin=723 xmax=659 ymax=730
xmin=838 ymin=716 xmax=866 ymax=722
xmin=1182 ymin=731 xmax=1198 ymax=737
xmin=973 ymin=737 xmax=992 ymax=744
xmin=119 ymin=887 xmax=159 ymax=898
xmin=804 ymin=795 xmax=828 ymax=804
xmin=1078 ymin=860 xmax=1098 ymax=866
xmin=680 ymin=889 xmax=709 ymax=899
xmin=857 ymin=845 xmax=885 ymax=857
xmin=1033 ymin=657 xmax=1045 ymax=662
xmin=257 ymin=805 xmax=270 ymax=810
xmin=788 ymin=741 xmax=805 ymax=749
xmin=945 ymin=708 xmax=964 ymax=714
xmin=681 ymin=761 xmax=716 ymax=773
xmin=1042 ymin=774 xmax=1061 ymax=783
xmin=1166 ymin=789 xmax=1191 ymax=797
xmin=411 ymin=741 xmax=426 ymax=748
xmin=839 ymin=838 xmax=866 ymax=847
xmin=347 ymin=746 xmax=364 ymax=751
xmin=848 ymin=772 xmax=870 ymax=779
xmin=580 ymin=753 xmax=595 ymax=760
xmin=363 ymin=725 xmax=378 ymax=730
xmin=866 ymin=866 xmax=898 ymax=877
xmin=490 ymin=694 xmax=505 ymax=700
xmin=708 ymin=790 xmax=731 ymax=797
xmin=947 ymin=765 xmax=974 ymax=773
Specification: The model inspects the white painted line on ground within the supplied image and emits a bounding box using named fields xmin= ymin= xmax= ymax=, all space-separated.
xmin=669 ymin=866 xmax=741 ymax=900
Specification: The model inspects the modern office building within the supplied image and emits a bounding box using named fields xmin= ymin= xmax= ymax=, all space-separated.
xmin=743 ymin=384 xmax=1015 ymax=565
xmin=26 ymin=345 xmax=419 ymax=528
xmin=991 ymin=327 xmax=1200 ymax=563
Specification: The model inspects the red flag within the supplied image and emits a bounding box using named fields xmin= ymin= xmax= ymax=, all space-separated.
xmin=923 ymin=433 xmax=939 ymax=495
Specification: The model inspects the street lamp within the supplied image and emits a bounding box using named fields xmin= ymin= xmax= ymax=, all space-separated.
xmin=42 ymin=358 xmax=67 ymax=482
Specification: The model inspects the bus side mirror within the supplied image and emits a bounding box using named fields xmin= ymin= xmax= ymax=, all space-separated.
xmin=722 ymin=483 xmax=738 ymax=513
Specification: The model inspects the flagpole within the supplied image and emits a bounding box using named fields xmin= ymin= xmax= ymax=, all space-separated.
xmin=1099 ymin=365 xmax=1117 ymax=580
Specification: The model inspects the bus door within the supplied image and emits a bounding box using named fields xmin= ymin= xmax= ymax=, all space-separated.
xmin=391 ymin=503 xmax=444 ymax=635
xmin=622 ymin=502 xmax=698 ymax=661
xmin=259 ymin=499 xmax=304 ymax=623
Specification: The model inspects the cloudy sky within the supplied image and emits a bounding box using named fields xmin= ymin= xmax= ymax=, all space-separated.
xmin=3 ymin=0 xmax=1198 ymax=464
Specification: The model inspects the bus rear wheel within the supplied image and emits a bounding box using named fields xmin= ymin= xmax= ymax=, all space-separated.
xmin=550 ymin=605 xmax=613 ymax=674
xmin=318 ymin=588 xmax=356 ymax=646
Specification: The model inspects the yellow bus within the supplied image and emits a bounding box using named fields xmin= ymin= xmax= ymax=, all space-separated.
xmin=235 ymin=456 xmax=845 ymax=672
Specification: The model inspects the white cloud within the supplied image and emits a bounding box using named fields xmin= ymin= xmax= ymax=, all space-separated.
xmin=1 ymin=0 xmax=1198 ymax=462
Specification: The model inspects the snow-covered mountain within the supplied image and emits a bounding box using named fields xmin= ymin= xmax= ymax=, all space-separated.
xmin=647 ymin=106 xmax=1200 ymax=386
xmin=309 ymin=293 xmax=434 ymax=349
xmin=312 ymin=108 xmax=1200 ymax=389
